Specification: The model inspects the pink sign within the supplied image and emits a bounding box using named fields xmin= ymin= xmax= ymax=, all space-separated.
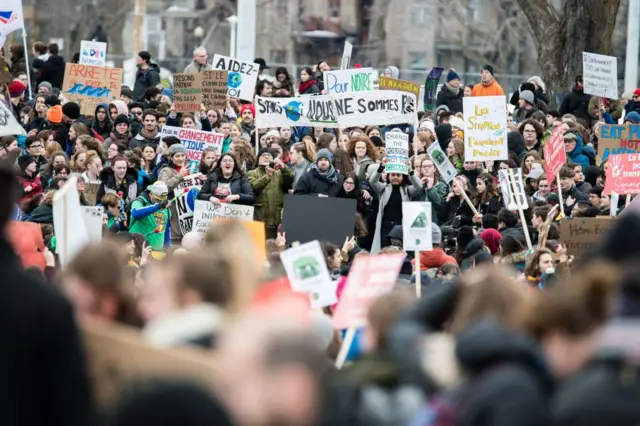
xmin=332 ymin=253 xmax=405 ymax=330
xmin=543 ymin=125 xmax=567 ymax=183
xmin=603 ymin=153 xmax=640 ymax=195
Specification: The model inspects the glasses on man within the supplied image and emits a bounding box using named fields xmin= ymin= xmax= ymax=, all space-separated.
xmin=524 ymin=129 xmax=536 ymax=133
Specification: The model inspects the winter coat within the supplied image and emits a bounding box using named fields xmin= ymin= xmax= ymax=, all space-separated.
xmin=454 ymin=321 xmax=553 ymax=426
xmin=0 ymin=237 xmax=93 ymax=426
xmin=587 ymin=97 xmax=623 ymax=122
xmin=458 ymin=237 xmax=487 ymax=270
xmin=298 ymin=81 xmax=321 ymax=95
xmin=157 ymin=165 xmax=185 ymax=194
xmin=17 ymin=172 xmax=43 ymax=205
xmin=247 ymin=165 xmax=294 ymax=227
xmin=27 ymin=204 xmax=53 ymax=224
xmin=197 ymin=170 xmax=255 ymax=205
xmin=129 ymin=191 xmax=171 ymax=251
xmin=368 ymin=167 xmax=422 ymax=253
xmin=183 ymin=61 xmax=213 ymax=74
xmin=9 ymin=56 xmax=27 ymax=78
xmin=417 ymin=180 xmax=449 ymax=225
xmin=436 ymin=83 xmax=464 ymax=113
xmin=103 ymin=132 xmax=132 ymax=152
xmin=560 ymin=87 xmax=592 ymax=123
xmin=412 ymin=248 xmax=458 ymax=271
xmin=133 ymin=64 xmax=161 ymax=101
xmin=293 ymin=166 xmax=344 ymax=197
xmin=625 ymin=100 xmax=640 ymax=115
xmin=443 ymin=194 xmax=474 ymax=226
xmin=38 ymin=55 xmax=65 ymax=89
xmin=354 ymin=156 xmax=376 ymax=181
xmin=567 ymin=134 xmax=594 ymax=170
xmin=560 ymin=184 xmax=590 ymax=217
xmin=97 ymin=166 xmax=140 ymax=207
xmin=471 ymin=80 xmax=505 ymax=97
xmin=131 ymin=131 xmax=160 ymax=149
xmin=92 ymin=103 xmax=112 ymax=139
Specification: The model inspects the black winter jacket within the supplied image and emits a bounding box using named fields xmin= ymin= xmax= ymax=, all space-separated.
xmin=293 ymin=167 xmax=344 ymax=197
xmin=197 ymin=170 xmax=255 ymax=205
xmin=560 ymin=87 xmax=592 ymax=122
xmin=38 ymin=55 xmax=65 ymax=89
xmin=436 ymin=84 xmax=464 ymax=113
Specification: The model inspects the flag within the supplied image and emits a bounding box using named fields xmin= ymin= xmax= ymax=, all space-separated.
xmin=0 ymin=101 xmax=26 ymax=136
xmin=423 ymin=67 xmax=444 ymax=112
xmin=0 ymin=0 xmax=24 ymax=48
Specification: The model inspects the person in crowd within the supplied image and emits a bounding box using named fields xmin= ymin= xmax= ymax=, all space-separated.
xmin=256 ymin=80 xmax=274 ymax=97
xmin=443 ymin=175 xmax=474 ymax=225
xmin=75 ymin=135 xmax=105 ymax=159
xmin=497 ymin=207 xmax=526 ymax=244
xmin=558 ymin=164 xmax=589 ymax=216
xmin=103 ymin=114 xmax=132 ymax=152
xmin=472 ymin=172 xmax=501 ymax=224
xmin=102 ymin=192 xmax=126 ymax=232
xmin=158 ymin=144 xmax=190 ymax=193
xmin=289 ymin=140 xmax=315 ymax=186
xmin=92 ymin=103 xmax=112 ymax=139
xmin=317 ymin=133 xmax=338 ymax=153
xmin=514 ymin=90 xmax=539 ymax=123
xmin=525 ymin=167 xmax=544 ymax=197
xmin=412 ymin=223 xmax=458 ymax=273
xmin=130 ymin=109 xmax=160 ymax=148
xmin=239 ymin=104 xmax=256 ymax=139
xmin=521 ymin=151 xmax=541 ymax=176
xmin=518 ymin=119 xmax=544 ymax=153
xmin=533 ymin=175 xmax=552 ymax=202
xmin=368 ymin=159 xmax=421 ymax=253
xmin=198 ymin=153 xmax=255 ymax=206
xmin=247 ymin=147 xmax=294 ymax=239
xmin=298 ymin=67 xmax=321 ymax=95
xmin=471 ymin=64 xmax=505 ymax=96
xmin=24 ymin=135 xmax=47 ymax=171
xmin=228 ymin=139 xmax=256 ymax=172
xmin=198 ymin=146 xmax=217 ymax=177
xmin=497 ymin=234 xmax=527 ymax=271
xmin=105 ymin=142 xmax=126 ymax=166
xmin=436 ymin=69 xmax=463 ymax=113
xmin=331 ymin=148 xmax=352 ymax=175
xmin=16 ymin=155 xmax=43 ymax=206
xmin=560 ymin=74 xmax=592 ymax=123
xmin=446 ymin=137 xmax=464 ymax=172
xmin=588 ymin=96 xmax=623 ymax=124
xmin=70 ymin=151 xmax=88 ymax=173
xmin=293 ymin=148 xmax=344 ymax=197
xmin=417 ymin=156 xmax=448 ymax=224
xmin=569 ymin=161 xmax=592 ymax=194
xmin=37 ymin=43 xmax=65 ymax=89
xmin=520 ymin=247 xmax=556 ymax=289
xmin=184 ymin=46 xmax=211 ymax=73
xmin=348 ymin=136 xmax=378 ymax=181
xmin=455 ymin=225 xmax=489 ymax=269
xmin=563 ymin=131 xmax=591 ymax=170
xmin=141 ymin=144 xmax=158 ymax=175
xmin=133 ymin=51 xmax=160 ymax=102
xmin=624 ymin=88 xmax=640 ymax=115
xmin=97 ymin=154 xmax=140 ymax=208
xmin=273 ymin=67 xmax=295 ymax=97
xmin=128 ymin=181 xmax=171 ymax=253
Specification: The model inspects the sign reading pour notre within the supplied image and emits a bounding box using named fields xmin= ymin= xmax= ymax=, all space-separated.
xmin=62 ymin=64 xmax=123 ymax=115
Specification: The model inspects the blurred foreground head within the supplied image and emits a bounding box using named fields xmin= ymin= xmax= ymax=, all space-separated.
xmin=0 ymin=159 xmax=19 ymax=232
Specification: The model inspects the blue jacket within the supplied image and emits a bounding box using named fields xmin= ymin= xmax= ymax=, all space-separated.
xmin=568 ymin=135 xmax=594 ymax=170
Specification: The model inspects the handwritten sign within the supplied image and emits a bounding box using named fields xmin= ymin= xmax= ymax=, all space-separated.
xmin=83 ymin=183 xmax=100 ymax=205
xmin=560 ymin=217 xmax=615 ymax=256
xmin=498 ymin=168 xmax=528 ymax=211
xmin=427 ymin=142 xmax=457 ymax=183
xmin=192 ymin=200 xmax=254 ymax=236
xmin=603 ymin=153 xmax=640 ymax=195
xmin=378 ymin=76 xmax=421 ymax=99
xmin=212 ymin=54 xmax=259 ymax=101
xmin=385 ymin=131 xmax=409 ymax=174
xmin=80 ymin=41 xmax=107 ymax=66
xmin=62 ymin=64 xmax=123 ymax=115
xmin=463 ymin=96 xmax=508 ymax=161
xmin=201 ymin=70 xmax=228 ymax=111
xmin=582 ymin=52 xmax=618 ymax=100
xmin=543 ymin=125 xmax=567 ymax=182
xmin=173 ymin=72 xmax=202 ymax=113
xmin=332 ymin=90 xmax=417 ymax=128
xmin=597 ymin=124 xmax=640 ymax=164
xmin=173 ymin=175 xmax=201 ymax=236
xmin=323 ymin=68 xmax=374 ymax=94
xmin=162 ymin=126 xmax=223 ymax=171
xmin=255 ymin=95 xmax=338 ymax=128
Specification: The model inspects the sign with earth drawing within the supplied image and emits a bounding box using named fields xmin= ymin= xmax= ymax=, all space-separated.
xmin=427 ymin=142 xmax=458 ymax=183
xmin=402 ymin=202 xmax=433 ymax=251
xmin=211 ymin=54 xmax=259 ymax=101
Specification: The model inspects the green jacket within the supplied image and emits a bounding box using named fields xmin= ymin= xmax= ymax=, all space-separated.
xmin=247 ymin=165 xmax=294 ymax=227
xmin=417 ymin=180 xmax=449 ymax=225
xmin=129 ymin=192 xmax=170 ymax=251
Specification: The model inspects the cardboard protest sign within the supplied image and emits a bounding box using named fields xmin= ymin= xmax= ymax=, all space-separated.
xmin=597 ymin=124 xmax=640 ymax=164
xmin=0 ymin=102 xmax=26 ymax=136
xmin=282 ymin=195 xmax=356 ymax=246
xmin=463 ymin=96 xmax=508 ymax=161
xmin=80 ymin=40 xmax=107 ymax=66
xmin=402 ymin=202 xmax=433 ymax=251
xmin=378 ymin=76 xmax=421 ymax=99
xmin=498 ymin=168 xmax=528 ymax=211
xmin=385 ymin=131 xmax=409 ymax=174
xmin=83 ymin=183 xmax=100 ymax=205
xmin=543 ymin=125 xmax=567 ymax=182
xmin=192 ymin=199 xmax=255 ymax=237
xmin=582 ymin=52 xmax=618 ymax=100
xmin=560 ymin=217 xmax=615 ymax=256
xmin=255 ymin=95 xmax=339 ymax=128
xmin=82 ymin=320 xmax=217 ymax=407
xmin=53 ymin=175 xmax=89 ymax=267
xmin=82 ymin=206 xmax=104 ymax=243
xmin=332 ymin=253 xmax=406 ymax=329
xmin=324 ymin=68 xmax=374 ymax=94
xmin=280 ymin=240 xmax=337 ymax=308
xmin=173 ymin=175 xmax=201 ymax=235
xmin=162 ymin=126 xmax=223 ymax=171
xmin=427 ymin=142 xmax=457 ymax=183
xmin=201 ymin=70 xmax=228 ymax=111
xmin=173 ymin=72 xmax=202 ymax=113
xmin=603 ymin=153 xmax=640 ymax=195
xmin=340 ymin=41 xmax=352 ymax=69
xmin=332 ymin=90 xmax=417 ymax=128
xmin=212 ymin=54 xmax=259 ymax=101
xmin=62 ymin=64 xmax=123 ymax=115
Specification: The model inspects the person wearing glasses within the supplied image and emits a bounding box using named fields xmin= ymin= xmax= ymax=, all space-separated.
xmin=184 ymin=46 xmax=212 ymax=73
xmin=623 ymin=88 xmax=640 ymax=116
xmin=24 ymin=135 xmax=47 ymax=171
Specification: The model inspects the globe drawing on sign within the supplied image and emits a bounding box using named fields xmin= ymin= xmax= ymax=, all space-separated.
xmin=431 ymin=149 xmax=446 ymax=165
xmin=229 ymin=72 xmax=242 ymax=88
xmin=186 ymin=187 xmax=200 ymax=211
xmin=493 ymin=128 xmax=505 ymax=138
xmin=292 ymin=256 xmax=321 ymax=280
xmin=411 ymin=211 xmax=428 ymax=228
xmin=283 ymin=101 xmax=302 ymax=122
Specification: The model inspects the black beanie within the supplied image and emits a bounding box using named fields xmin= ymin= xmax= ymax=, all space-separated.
xmin=17 ymin=155 xmax=36 ymax=171
xmin=258 ymin=147 xmax=276 ymax=159
xmin=114 ymin=114 xmax=129 ymax=127
xmin=457 ymin=226 xmax=475 ymax=252
xmin=369 ymin=135 xmax=384 ymax=148
xmin=62 ymin=102 xmax=81 ymax=120
xmin=45 ymin=95 xmax=60 ymax=107
xmin=482 ymin=64 xmax=494 ymax=76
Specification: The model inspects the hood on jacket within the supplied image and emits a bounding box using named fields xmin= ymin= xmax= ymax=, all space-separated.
xmin=435 ymin=105 xmax=450 ymax=124
xmin=388 ymin=225 xmax=403 ymax=243
xmin=384 ymin=66 xmax=399 ymax=79
xmin=94 ymin=102 xmax=111 ymax=122
xmin=109 ymin=100 xmax=129 ymax=116
xmin=568 ymin=134 xmax=585 ymax=157
xmin=100 ymin=165 xmax=139 ymax=184
xmin=508 ymin=131 xmax=526 ymax=157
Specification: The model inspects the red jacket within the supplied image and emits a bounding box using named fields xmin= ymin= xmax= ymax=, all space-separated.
xmin=411 ymin=248 xmax=458 ymax=271
xmin=17 ymin=173 xmax=43 ymax=205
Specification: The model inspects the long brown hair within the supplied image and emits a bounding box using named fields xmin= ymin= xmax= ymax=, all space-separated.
xmin=292 ymin=139 xmax=316 ymax=162
xmin=347 ymin=135 xmax=378 ymax=161
xmin=523 ymin=248 xmax=553 ymax=278
xmin=473 ymin=172 xmax=500 ymax=205
xmin=332 ymin=148 xmax=353 ymax=174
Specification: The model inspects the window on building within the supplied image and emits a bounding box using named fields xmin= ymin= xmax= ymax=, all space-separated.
xmin=409 ymin=51 xmax=427 ymax=70
xmin=270 ymin=50 xmax=287 ymax=65
xmin=469 ymin=0 xmax=481 ymax=21
xmin=277 ymin=0 xmax=288 ymax=14
xmin=410 ymin=0 xmax=430 ymax=27
xmin=329 ymin=0 xmax=341 ymax=18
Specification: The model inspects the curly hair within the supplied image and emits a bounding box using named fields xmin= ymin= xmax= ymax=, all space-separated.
xmin=347 ymin=136 xmax=378 ymax=161
xmin=229 ymin=140 xmax=256 ymax=169
xmin=523 ymin=248 xmax=554 ymax=279
xmin=518 ymin=119 xmax=545 ymax=141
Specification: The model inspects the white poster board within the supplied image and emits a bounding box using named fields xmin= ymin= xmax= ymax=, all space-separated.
xmin=81 ymin=206 xmax=104 ymax=243
xmin=385 ymin=131 xmax=409 ymax=174
xmin=427 ymin=142 xmax=457 ymax=183
xmin=192 ymin=200 xmax=254 ymax=238
xmin=340 ymin=41 xmax=352 ymax=69
xmin=323 ymin=68 xmax=374 ymax=94
xmin=53 ymin=176 xmax=89 ymax=267
xmin=582 ymin=52 xmax=618 ymax=100
xmin=610 ymin=191 xmax=619 ymax=217
xmin=161 ymin=126 xmax=223 ymax=171
xmin=463 ymin=96 xmax=508 ymax=161
xmin=498 ymin=168 xmax=528 ymax=211
xmin=0 ymin=102 xmax=27 ymax=136
xmin=333 ymin=90 xmax=417 ymax=128
xmin=402 ymin=202 xmax=433 ymax=251
xmin=173 ymin=175 xmax=201 ymax=235
xmin=255 ymin=95 xmax=339 ymax=128
xmin=212 ymin=54 xmax=259 ymax=101
xmin=79 ymin=40 xmax=107 ymax=66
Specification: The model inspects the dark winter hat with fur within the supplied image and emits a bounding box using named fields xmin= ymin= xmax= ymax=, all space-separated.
xmin=62 ymin=102 xmax=81 ymax=120
xmin=114 ymin=114 xmax=129 ymax=127
xmin=17 ymin=155 xmax=36 ymax=171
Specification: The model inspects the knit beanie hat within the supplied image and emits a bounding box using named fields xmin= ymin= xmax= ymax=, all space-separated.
xmin=519 ymin=90 xmax=535 ymax=104
xmin=457 ymin=226 xmax=475 ymax=252
xmin=431 ymin=223 xmax=442 ymax=245
xmin=240 ymin=104 xmax=255 ymax=117
xmin=624 ymin=111 xmax=640 ymax=124
xmin=17 ymin=155 xmax=36 ymax=171
xmin=114 ymin=114 xmax=129 ymax=127
xmin=481 ymin=64 xmax=494 ymax=76
xmin=46 ymin=105 xmax=63 ymax=124
xmin=62 ymin=102 xmax=81 ymax=120
xmin=480 ymin=228 xmax=502 ymax=255
xmin=316 ymin=148 xmax=332 ymax=162
xmin=37 ymin=81 xmax=53 ymax=93
xmin=8 ymin=80 xmax=25 ymax=98
xmin=168 ymin=143 xmax=187 ymax=156
xmin=45 ymin=94 xmax=60 ymax=107
xmin=258 ymin=147 xmax=275 ymax=159
xmin=446 ymin=69 xmax=460 ymax=83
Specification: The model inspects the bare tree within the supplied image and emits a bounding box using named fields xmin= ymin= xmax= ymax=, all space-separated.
xmin=366 ymin=0 xmax=392 ymax=67
xmin=516 ymin=0 xmax=622 ymax=95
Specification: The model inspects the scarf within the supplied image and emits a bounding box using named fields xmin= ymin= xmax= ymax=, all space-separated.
xmin=298 ymin=79 xmax=318 ymax=94
xmin=139 ymin=127 xmax=158 ymax=140
xmin=109 ymin=130 xmax=130 ymax=142
xmin=311 ymin=162 xmax=338 ymax=184
xmin=445 ymin=82 xmax=460 ymax=94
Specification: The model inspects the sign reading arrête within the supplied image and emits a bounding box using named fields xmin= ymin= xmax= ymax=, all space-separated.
xmin=62 ymin=64 xmax=123 ymax=115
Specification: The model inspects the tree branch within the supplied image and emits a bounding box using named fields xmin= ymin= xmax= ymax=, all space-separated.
xmin=515 ymin=0 xmax=559 ymax=43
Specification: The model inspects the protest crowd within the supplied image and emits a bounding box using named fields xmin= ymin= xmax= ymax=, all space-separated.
xmin=2 ymin=23 xmax=640 ymax=426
